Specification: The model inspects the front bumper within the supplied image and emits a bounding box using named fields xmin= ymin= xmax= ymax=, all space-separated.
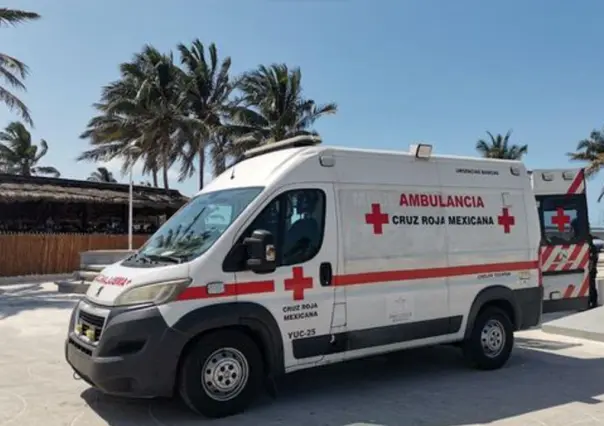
xmin=65 ymin=299 xmax=188 ymax=398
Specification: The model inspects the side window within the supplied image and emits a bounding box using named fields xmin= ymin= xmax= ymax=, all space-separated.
xmin=244 ymin=197 xmax=281 ymax=243
xmin=539 ymin=195 xmax=588 ymax=245
xmin=281 ymin=189 xmax=325 ymax=266
xmin=229 ymin=188 xmax=326 ymax=270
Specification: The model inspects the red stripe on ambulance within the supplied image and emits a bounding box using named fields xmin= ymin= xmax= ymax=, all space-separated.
xmin=540 ymin=243 xmax=589 ymax=272
xmin=176 ymin=260 xmax=539 ymax=301
xmin=562 ymin=285 xmax=575 ymax=298
xmin=541 ymin=244 xmax=591 ymax=299
xmin=177 ymin=280 xmax=275 ymax=301
xmin=566 ymin=169 xmax=585 ymax=195
xmin=333 ymin=260 xmax=538 ymax=286
xmin=561 ymin=244 xmax=584 ymax=271
xmin=577 ymin=254 xmax=591 ymax=297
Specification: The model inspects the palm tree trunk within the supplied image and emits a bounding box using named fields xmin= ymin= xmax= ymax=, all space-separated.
xmin=152 ymin=169 xmax=158 ymax=187
xmin=198 ymin=145 xmax=205 ymax=190
xmin=161 ymin=133 xmax=170 ymax=190
xmin=163 ymin=166 xmax=169 ymax=189
xmin=215 ymin=157 xmax=226 ymax=176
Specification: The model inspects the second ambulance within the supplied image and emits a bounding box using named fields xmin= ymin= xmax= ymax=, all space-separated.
xmin=65 ymin=137 xmax=544 ymax=418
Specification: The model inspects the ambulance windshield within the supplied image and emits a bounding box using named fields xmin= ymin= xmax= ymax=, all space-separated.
xmin=131 ymin=187 xmax=263 ymax=264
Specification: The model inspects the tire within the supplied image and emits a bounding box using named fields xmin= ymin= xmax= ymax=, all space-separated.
xmin=462 ymin=306 xmax=514 ymax=370
xmin=178 ymin=330 xmax=264 ymax=418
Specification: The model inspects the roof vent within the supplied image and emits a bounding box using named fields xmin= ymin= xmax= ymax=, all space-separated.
xmin=242 ymin=135 xmax=322 ymax=160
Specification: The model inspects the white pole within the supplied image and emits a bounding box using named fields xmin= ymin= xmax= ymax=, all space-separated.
xmin=128 ymin=166 xmax=133 ymax=251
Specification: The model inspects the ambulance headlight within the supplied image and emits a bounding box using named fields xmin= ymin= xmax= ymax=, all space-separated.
xmin=113 ymin=279 xmax=191 ymax=307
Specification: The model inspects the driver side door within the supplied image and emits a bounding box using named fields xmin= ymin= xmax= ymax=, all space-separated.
xmin=231 ymin=183 xmax=339 ymax=370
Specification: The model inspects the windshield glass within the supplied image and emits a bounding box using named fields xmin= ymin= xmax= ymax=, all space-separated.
xmin=134 ymin=187 xmax=263 ymax=262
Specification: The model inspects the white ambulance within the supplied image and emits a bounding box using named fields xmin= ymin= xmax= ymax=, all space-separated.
xmin=65 ymin=137 xmax=543 ymax=418
xmin=530 ymin=169 xmax=591 ymax=312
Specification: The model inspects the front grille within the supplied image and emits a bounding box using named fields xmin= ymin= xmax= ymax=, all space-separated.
xmin=75 ymin=308 xmax=107 ymax=344
xmin=69 ymin=337 xmax=93 ymax=356
xmin=79 ymin=310 xmax=105 ymax=328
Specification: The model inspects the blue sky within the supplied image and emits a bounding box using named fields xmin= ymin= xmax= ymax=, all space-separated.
xmin=4 ymin=0 xmax=604 ymax=223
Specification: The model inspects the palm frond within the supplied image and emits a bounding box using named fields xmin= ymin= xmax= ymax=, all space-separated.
xmin=476 ymin=131 xmax=526 ymax=160
xmin=568 ymin=129 xmax=604 ymax=181
xmin=32 ymin=166 xmax=60 ymax=177
xmin=0 ymin=86 xmax=32 ymax=126
xmin=0 ymin=121 xmax=57 ymax=176
xmin=0 ymin=8 xmax=40 ymax=27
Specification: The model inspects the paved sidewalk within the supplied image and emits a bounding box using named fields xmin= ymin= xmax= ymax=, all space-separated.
xmin=3 ymin=283 xmax=604 ymax=425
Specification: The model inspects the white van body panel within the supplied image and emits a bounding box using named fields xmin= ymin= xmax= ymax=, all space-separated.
xmin=85 ymin=262 xmax=190 ymax=306
xmin=531 ymin=168 xmax=585 ymax=195
xmin=326 ymin=151 xmax=539 ymax=363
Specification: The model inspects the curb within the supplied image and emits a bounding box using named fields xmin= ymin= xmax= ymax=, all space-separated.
xmin=56 ymin=280 xmax=89 ymax=294
xmin=542 ymin=324 xmax=604 ymax=344
xmin=0 ymin=273 xmax=72 ymax=286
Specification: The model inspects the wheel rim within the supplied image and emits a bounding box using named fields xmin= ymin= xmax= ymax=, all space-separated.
xmin=201 ymin=347 xmax=249 ymax=402
xmin=480 ymin=319 xmax=506 ymax=358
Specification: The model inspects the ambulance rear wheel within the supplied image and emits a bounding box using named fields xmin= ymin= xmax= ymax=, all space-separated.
xmin=462 ymin=306 xmax=514 ymax=370
xmin=178 ymin=330 xmax=264 ymax=418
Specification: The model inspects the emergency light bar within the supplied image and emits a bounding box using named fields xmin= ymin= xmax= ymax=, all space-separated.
xmin=410 ymin=143 xmax=433 ymax=159
xmin=242 ymin=135 xmax=322 ymax=160
xmin=540 ymin=171 xmax=575 ymax=181
xmin=542 ymin=172 xmax=554 ymax=181
xmin=562 ymin=171 xmax=575 ymax=180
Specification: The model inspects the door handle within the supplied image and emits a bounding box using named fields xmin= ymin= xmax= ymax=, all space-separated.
xmin=319 ymin=262 xmax=333 ymax=286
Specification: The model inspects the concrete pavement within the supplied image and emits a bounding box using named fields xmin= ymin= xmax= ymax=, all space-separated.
xmin=3 ymin=283 xmax=604 ymax=425
xmin=542 ymin=306 xmax=604 ymax=343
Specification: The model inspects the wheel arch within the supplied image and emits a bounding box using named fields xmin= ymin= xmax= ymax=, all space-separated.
xmin=463 ymin=285 xmax=521 ymax=339
xmin=172 ymin=302 xmax=285 ymax=379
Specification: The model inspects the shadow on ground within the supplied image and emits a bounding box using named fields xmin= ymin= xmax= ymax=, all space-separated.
xmin=0 ymin=283 xmax=80 ymax=320
xmin=80 ymin=336 xmax=604 ymax=426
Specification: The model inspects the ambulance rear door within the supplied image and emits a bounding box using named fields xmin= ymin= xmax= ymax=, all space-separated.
xmin=532 ymin=168 xmax=591 ymax=313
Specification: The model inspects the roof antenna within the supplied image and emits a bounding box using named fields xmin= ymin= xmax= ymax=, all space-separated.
xmin=230 ymin=161 xmax=236 ymax=180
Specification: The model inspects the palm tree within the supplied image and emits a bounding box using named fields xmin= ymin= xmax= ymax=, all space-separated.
xmin=208 ymin=130 xmax=239 ymax=176
xmin=79 ymin=95 xmax=160 ymax=186
xmin=0 ymin=121 xmax=60 ymax=177
xmin=79 ymin=45 xmax=199 ymax=189
xmin=230 ymin=63 xmax=337 ymax=151
xmin=476 ymin=130 xmax=528 ymax=160
xmin=567 ymin=129 xmax=604 ymax=178
xmin=87 ymin=166 xmax=117 ymax=183
xmin=0 ymin=8 xmax=40 ymax=126
xmin=176 ymin=40 xmax=235 ymax=189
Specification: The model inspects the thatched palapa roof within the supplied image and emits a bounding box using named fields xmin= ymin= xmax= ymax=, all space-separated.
xmin=0 ymin=174 xmax=189 ymax=209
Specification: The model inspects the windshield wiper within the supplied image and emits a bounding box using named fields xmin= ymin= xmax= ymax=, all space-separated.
xmin=142 ymin=254 xmax=184 ymax=264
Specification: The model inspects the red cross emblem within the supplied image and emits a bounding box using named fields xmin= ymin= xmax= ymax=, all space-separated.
xmin=284 ymin=266 xmax=313 ymax=301
xmin=551 ymin=207 xmax=570 ymax=232
xmin=365 ymin=203 xmax=389 ymax=235
xmin=497 ymin=208 xmax=515 ymax=234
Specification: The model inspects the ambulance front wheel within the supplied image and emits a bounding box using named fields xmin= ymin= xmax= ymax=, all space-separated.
xmin=178 ymin=330 xmax=264 ymax=418
xmin=462 ymin=306 xmax=514 ymax=370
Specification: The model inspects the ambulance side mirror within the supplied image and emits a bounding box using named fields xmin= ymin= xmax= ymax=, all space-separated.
xmin=243 ymin=229 xmax=277 ymax=274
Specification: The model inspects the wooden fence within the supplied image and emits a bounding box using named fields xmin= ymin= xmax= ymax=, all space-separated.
xmin=0 ymin=233 xmax=149 ymax=277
